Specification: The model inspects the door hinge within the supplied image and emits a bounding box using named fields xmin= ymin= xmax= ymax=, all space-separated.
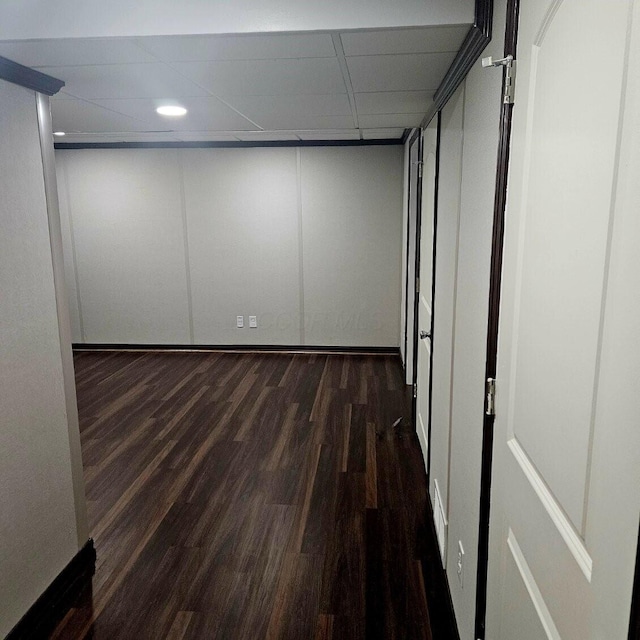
xmin=481 ymin=54 xmax=517 ymax=104
xmin=413 ymin=383 xmax=417 ymax=398
xmin=486 ymin=377 xmax=496 ymax=416
xmin=416 ymin=276 xmax=420 ymax=294
xmin=418 ymin=162 xmax=423 ymax=178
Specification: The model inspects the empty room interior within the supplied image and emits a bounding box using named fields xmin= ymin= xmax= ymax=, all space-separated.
xmin=1 ymin=0 xmax=640 ymax=639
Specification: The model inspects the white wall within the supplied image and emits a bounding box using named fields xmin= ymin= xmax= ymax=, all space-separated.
xmin=183 ymin=148 xmax=301 ymax=344
xmin=0 ymin=79 xmax=87 ymax=637
xmin=429 ymin=82 xmax=464 ymax=542
xmin=0 ymin=0 xmax=474 ymax=40
xmin=422 ymin=0 xmax=507 ymax=636
xmin=56 ymin=144 xmax=404 ymax=347
xmin=301 ymin=146 xmax=403 ymax=346
xmin=57 ymin=149 xmax=191 ymax=344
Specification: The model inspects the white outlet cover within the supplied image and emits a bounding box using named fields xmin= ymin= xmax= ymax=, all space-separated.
xmin=237 ymin=316 xmax=244 ymax=328
xmin=249 ymin=316 xmax=257 ymax=328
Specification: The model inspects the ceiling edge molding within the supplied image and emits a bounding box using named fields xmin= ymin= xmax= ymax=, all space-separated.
xmin=0 ymin=55 xmax=64 ymax=96
xmin=54 ymin=138 xmax=404 ymax=150
xmin=420 ymin=0 xmax=493 ymax=127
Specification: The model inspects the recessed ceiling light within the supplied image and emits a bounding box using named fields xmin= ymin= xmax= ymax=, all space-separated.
xmin=53 ymin=131 xmax=66 ymax=136
xmin=156 ymin=105 xmax=187 ymax=117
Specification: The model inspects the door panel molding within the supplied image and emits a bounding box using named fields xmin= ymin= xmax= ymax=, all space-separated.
xmin=504 ymin=0 xmax=625 ymax=534
xmin=508 ymin=438 xmax=593 ymax=580
xmin=506 ymin=529 xmax=561 ymax=640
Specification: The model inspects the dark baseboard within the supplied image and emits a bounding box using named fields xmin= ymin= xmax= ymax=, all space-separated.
xmin=7 ymin=539 xmax=96 ymax=640
xmin=421 ymin=495 xmax=460 ymax=640
xmin=72 ymin=343 xmax=400 ymax=356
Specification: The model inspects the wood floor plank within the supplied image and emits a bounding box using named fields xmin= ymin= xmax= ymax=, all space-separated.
xmin=53 ymin=350 xmax=446 ymax=639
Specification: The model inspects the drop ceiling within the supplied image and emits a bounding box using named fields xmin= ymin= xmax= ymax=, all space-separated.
xmin=0 ymin=26 xmax=470 ymax=142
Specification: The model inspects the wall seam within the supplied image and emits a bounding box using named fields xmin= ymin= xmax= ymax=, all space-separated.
xmin=177 ymin=149 xmax=195 ymax=344
xmin=296 ymin=148 xmax=306 ymax=345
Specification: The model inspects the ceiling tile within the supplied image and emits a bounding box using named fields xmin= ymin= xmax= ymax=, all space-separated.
xmin=137 ymin=33 xmax=336 ymax=62
xmin=0 ymin=38 xmax=157 ymax=67
xmin=225 ymin=94 xmax=352 ymax=125
xmin=297 ymin=130 xmax=360 ymax=140
xmin=236 ymin=132 xmax=301 ymax=141
xmin=171 ymin=57 xmax=346 ymax=96
xmin=340 ymin=25 xmax=469 ymax=56
xmin=91 ymin=97 xmax=258 ymax=131
xmin=173 ymin=132 xmax=241 ymax=141
xmin=362 ymin=128 xmax=405 ymax=140
xmin=50 ymin=99 xmax=159 ymax=133
xmin=38 ymin=63 xmax=210 ymax=99
xmin=58 ymin=133 xmax=183 ymax=143
xmin=256 ymin=114 xmax=356 ymax=130
xmin=358 ymin=113 xmax=425 ymax=128
xmin=346 ymin=52 xmax=455 ymax=92
xmin=355 ymin=91 xmax=431 ymax=115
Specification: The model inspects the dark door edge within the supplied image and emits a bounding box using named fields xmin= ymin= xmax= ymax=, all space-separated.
xmin=473 ymin=0 xmax=520 ymax=637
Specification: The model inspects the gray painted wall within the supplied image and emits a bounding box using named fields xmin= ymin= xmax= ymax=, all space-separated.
xmin=0 ymin=79 xmax=87 ymax=638
xmin=56 ymin=145 xmax=403 ymax=347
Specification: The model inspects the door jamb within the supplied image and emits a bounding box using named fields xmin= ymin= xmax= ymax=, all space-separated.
xmin=473 ymin=0 xmax=520 ymax=637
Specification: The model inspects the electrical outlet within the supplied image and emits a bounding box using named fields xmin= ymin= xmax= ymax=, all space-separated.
xmin=457 ymin=541 xmax=465 ymax=588
xmin=249 ymin=316 xmax=257 ymax=328
xmin=237 ymin=316 xmax=244 ymax=328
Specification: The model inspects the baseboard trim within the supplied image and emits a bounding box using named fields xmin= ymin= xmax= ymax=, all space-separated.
xmin=421 ymin=495 xmax=460 ymax=640
xmin=7 ymin=539 xmax=96 ymax=640
xmin=72 ymin=343 xmax=400 ymax=356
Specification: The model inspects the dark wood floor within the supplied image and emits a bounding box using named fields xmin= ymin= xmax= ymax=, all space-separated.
xmin=52 ymin=350 xmax=453 ymax=639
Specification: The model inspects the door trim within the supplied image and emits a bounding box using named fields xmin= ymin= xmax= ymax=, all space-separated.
xmin=473 ymin=0 xmax=520 ymax=638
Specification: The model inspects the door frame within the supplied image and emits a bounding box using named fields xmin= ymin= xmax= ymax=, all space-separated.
xmin=410 ymin=114 xmax=441 ymax=482
xmin=473 ymin=0 xmax=520 ymax=637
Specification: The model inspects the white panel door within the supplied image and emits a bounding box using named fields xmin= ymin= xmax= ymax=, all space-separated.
xmin=487 ymin=1 xmax=640 ymax=638
xmin=405 ymin=135 xmax=420 ymax=384
xmin=415 ymin=119 xmax=438 ymax=462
